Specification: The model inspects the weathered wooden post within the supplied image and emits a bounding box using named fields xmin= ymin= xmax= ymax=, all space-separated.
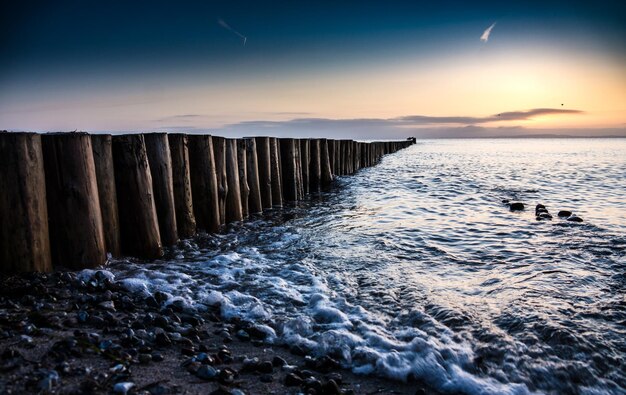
xmin=213 ymin=136 xmax=228 ymax=225
xmin=353 ymin=141 xmax=360 ymax=173
xmin=327 ymin=139 xmax=335 ymax=176
xmin=144 ymin=133 xmax=178 ymax=246
xmin=245 ymin=138 xmax=263 ymax=214
xmin=112 ymin=134 xmax=163 ymax=259
xmin=91 ymin=134 xmax=121 ymax=257
xmin=309 ymin=139 xmax=321 ymax=192
xmin=320 ymin=138 xmax=333 ymax=187
xmin=279 ymin=138 xmax=298 ymax=201
xmin=168 ymin=133 xmax=196 ymax=239
xmin=301 ymin=139 xmax=310 ymax=195
xmin=0 ymin=132 xmax=52 ymax=273
xmin=42 ymin=132 xmax=106 ymax=269
xmin=237 ymin=139 xmax=250 ymax=218
xmin=345 ymin=140 xmax=353 ymax=174
xmin=255 ymin=137 xmax=272 ymax=209
xmin=225 ymin=139 xmax=243 ymax=223
xmin=188 ymin=135 xmax=220 ymax=233
xmin=294 ymin=139 xmax=304 ymax=200
xmin=269 ymin=137 xmax=283 ymax=207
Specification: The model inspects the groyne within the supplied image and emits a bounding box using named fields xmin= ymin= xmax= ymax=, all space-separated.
xmin=0 ymin=131 xmax=415 ymax=274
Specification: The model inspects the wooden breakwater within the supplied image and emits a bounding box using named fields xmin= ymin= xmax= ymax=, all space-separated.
xmin=0 ymin=131 xmax=415 ymax=274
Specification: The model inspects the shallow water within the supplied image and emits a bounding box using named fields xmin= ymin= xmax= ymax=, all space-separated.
xmin=105 ymin=138 xmax=626 ymax=394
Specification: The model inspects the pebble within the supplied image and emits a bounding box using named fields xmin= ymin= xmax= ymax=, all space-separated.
xmin=113 ymin=382 xmax=135 ymax=394
xmin=272 ymin=356 xmax=287 ymax=367
xmin=260 ymin=374 xmax=273 ymax=383
xmin=558 ymin=210 xmax=573 ymax=217
xmin=195 ymin=365 xmax=218 ymax=380
xmin=509 ymin=202 xmax=525 ymax=211
xmin=285 ymin=372 xmax=304 ymax=386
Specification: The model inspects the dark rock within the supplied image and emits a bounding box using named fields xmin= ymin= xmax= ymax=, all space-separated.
xmin=323 ymin=379 xmax=342 ymax=395
xmin=235 ymin=329 xmax=250 ymax=341
xmin=536 ymin=213 xmax=553 ymax=220
xmin=218 ymin=367 xmax=236 ymax=384
xmin=155 ymin=331 xmax=171 ymax=347
xmin=325 ymin=372 xmax=343 ymax=385
xmin=138 ymin=353 xmax=152 ymax=364
xmin=260 ymin=374 xmax=273 ymax=383
xmin=272 ymin=356 xmax=287 ymax=367
xmin=567 ymin=215 xmax=583 ymax=222
xmin=502 ymin=199 xmax=510 ymax=204
xmin=146 ymin=383 xmax=171 ymax=395
xmin=290 ymin=345 xmax=306 ymax=356
xmin=304 ymin=377 xmax=323 ymax=393
xmin=258 ymin=361 xmax=273 ymax=374
xmin=181 ymin=347 xmax=195 ymax=356
xmin=285 ymin=372 xmax=304 ymax=387
xmin=558 ymin=210 xmax=572 ymax=217
xmin=152 ymin=352 xmax=165 ymax=362
xmin=535 ymin=204 xmax=546 ymax=212
xmin=113 ymin=382 xmax=134 ymax=394
xmin=145 ymin=296 xmax=160 ymax=308
xmin=217 ymin=348 xmax=233 ymax=363
xmin=195 ymin=365 xmax=218 ymax=381
xmin=509 ymin=202 xmax=524 ymax=211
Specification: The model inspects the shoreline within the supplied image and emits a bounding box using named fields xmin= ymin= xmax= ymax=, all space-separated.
xmin=0 ymin=271 xmax=430 ymax=394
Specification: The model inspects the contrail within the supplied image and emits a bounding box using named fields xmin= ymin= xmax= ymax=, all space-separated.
xmin=480 ymin=22 xmax=496 ymax=42
xmin=218 ymin=18 xmax=247 ymax=45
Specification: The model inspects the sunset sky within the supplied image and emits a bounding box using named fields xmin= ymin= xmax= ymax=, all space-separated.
xmin=1 ymin=1 xmax=624 ymax=138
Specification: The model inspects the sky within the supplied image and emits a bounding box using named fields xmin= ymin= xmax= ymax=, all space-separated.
xmin=1 ymin=0 xmax=625 ymax=138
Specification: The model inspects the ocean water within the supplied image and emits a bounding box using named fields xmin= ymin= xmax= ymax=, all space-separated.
xmin=98 ymin=138 xmax=625 ymax=394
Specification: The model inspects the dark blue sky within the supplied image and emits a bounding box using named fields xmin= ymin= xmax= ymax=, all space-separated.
xmin=1 ymin=1 xmax=624 ymax=136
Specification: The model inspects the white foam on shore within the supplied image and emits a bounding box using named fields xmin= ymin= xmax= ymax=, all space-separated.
xmin=91 ymin=233 xmax=535 ymax=395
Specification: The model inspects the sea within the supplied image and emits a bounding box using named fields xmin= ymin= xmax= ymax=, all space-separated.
xmin=94 ymin=138 xmax=626 ymax=394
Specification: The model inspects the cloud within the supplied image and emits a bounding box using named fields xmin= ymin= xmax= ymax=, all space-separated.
xmin=480 ymin=22 xmax=496 ymax=42
xmin=214 ymin=108 xmax=589 ymax=139
xmin=154 ymin=114 xmax=202 ymax=123
xmin=396 ymin=108 xmax=583 ymax=125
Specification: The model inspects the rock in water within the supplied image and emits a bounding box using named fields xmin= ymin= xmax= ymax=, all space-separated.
xmin=558 ymin=210 xmax=572 ymax=218
xmin=509 ymin=202 xmax=525 ymax=211
xmin=567 ymin=215 xmax=583 ymax=222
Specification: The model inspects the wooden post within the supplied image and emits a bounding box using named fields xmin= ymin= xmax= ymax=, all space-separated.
xmin=168 ymin=133 xmax=196 ymax=239
xmin=112 ymin=134 xmax=163 ymax=259
xmin=42 ymin=133 xmax=106 ymax=269
xmin=269 ymin=137 xmax=283 ymax=207
xmin=225 ymin=139 xmax=243 ymax=223
xmin=301 ymin=139 xmax=310 ymax=195
xmin=352 ymin=141 xmax=357 ymax=173
xmin=345 ymin=140 xmax=353 ymax=174
xmin=327 ymin=139 xmax=335 ymax=176
xmin=294 ymin=139 xmax=304 ymax=200
xmin=279 ymin=138 xmax=298 ymax=201
xmin=213 ymin=136 xmax=228 ymax=225
xmin=320 ymin=138 xmax=333 ymax=187
xmin=144 ymin=133 xmax=178 ymax=246
xmin=237 ymin=139 xmax=250 ymax=218
xmin=254 ymin=137 xmax=272 ymax=209
xmin=309 ymin=139 xmax=321 ymax=192
xmin=91 ymin=134 xmax=121 ymax=257
xmin=188 ymin=135 xmax=220 ymax=233
xmin=0 ymin=132 xmax=52 ymax=274
xmin=245 ymin=138 xmax=263 ymax=214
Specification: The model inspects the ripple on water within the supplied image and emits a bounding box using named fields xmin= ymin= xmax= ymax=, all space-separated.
xmin=102 ymin=138 xmax=625 ymax=394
